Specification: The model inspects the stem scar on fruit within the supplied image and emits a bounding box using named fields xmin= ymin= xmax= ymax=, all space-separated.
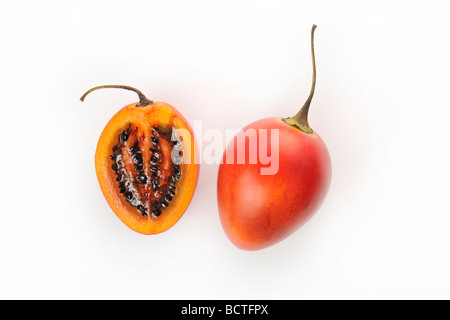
xmin=80 ymin=85 xmax=199 ymax=235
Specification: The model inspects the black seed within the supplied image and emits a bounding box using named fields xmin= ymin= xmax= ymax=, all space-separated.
xmin=124 ymin=181 xmax=131 ymax=188
xmin=116 ymin=160 xmax=124 ymax=168
xmin=112 ymin=163 xmax=118 ymax=171
xmin=132 ymin=150 xmax=142 ymax=157
xmin=161 ymin=201 xmax=168 ymax=209
xmin=110 ymin=154 xmax=116 ymax=160
xmin=150 ymin=166 xmax=157 ymax=173
xmin=137 ymin=205 xmax=147 ymax=216
xmin=125 ymin=191 xmax=133 ymax=201
xmin=135 ymin=164 xmax=144 ymax=171
xmin=119 ymin=181 xmax=126 ymax=189
xmin=151 ymin=136 xmax=158 ymax=144
xmin=130 ymin=142 xmax=140 ymax=154
xmin=133 ymin=152 xmax=143 ymax=161
xmin=152 ymin=209 xmax=161 ymax=217
xmin=120 ymin=131 xmax=129 ymax=142
xmin=137 ymin=173 xmax=147 ymax=184
xmin=171 ymin=175 xmax=180 ymax=182
xmin=149 ymin=156 xmax=157 ymax=166
xmin=153 ymin=152 xmax=160 ymax=159
xmin=151 ymin=179 xmax=160 ymax=191
xmin=116 ymin=174 xmax=123 ymax=182
xmin=112 ymin=145 xmax=119 ymax=152
xmin=168 ymin=182 xmax=175 ymax=190
xmin=120 ymin=187 xmax=126 ymax=194
xmin=174 ymin=166 xmax=181 ymax=176
xmin=165 ymin=195 xmax=172 ymax=202
xmin=168 ymin=189 xmax=175 ymax=196
xmin=150 ymin=146 xmax=157 ymax=153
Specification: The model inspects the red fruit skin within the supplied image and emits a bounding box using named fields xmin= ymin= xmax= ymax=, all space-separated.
xmin=217 ymin=118 xmax=331 ymax=250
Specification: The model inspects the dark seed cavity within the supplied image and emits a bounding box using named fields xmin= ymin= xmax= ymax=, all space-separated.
xmin=112 ymin=125 xmax=182 ymax=218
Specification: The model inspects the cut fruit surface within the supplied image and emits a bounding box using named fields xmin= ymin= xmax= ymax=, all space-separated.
xmin=96 ymin=102 xmax=198 ymax=234
xmin=81 ymin=85 xmax=199 ymax=235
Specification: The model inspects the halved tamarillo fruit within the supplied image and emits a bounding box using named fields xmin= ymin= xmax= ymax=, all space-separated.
xmin=80 ymin=85 xmax=199 ymax=235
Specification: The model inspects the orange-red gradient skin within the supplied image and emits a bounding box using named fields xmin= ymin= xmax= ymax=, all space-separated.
xmin=217 ymin=118 xmax=331 ymax=250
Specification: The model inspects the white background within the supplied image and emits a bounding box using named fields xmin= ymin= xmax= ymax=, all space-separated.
xmin=1 ymin=0 xmax=449 ymax=300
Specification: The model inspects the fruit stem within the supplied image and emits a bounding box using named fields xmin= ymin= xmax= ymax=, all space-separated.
xmin=283 ymin=24 xmax=317 ymax=134
xmin=80 ymin=85 xmax=153 ymax=107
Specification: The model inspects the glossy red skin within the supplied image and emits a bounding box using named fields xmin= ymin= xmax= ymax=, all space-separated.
xmin=217 ymin=118 xmax=331 ymax=250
